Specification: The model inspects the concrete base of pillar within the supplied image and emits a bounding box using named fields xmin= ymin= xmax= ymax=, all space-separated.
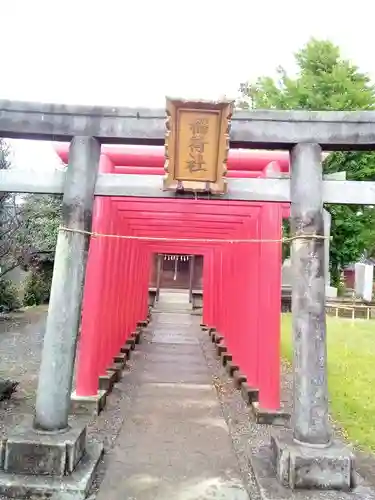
xmin=106 ymin=366 xmax=121 ymax=383
xmin=216 ymin=342 xmax=227 ymax=357
xmin=221 ymin=352 xmax=232 ymax=367
xmin=212 ymin=333 xmax=223 ymax=344
xmin=232 ymin=369 xmax=247 ymax=389
xmin=1 ymin=419 xmax=87 ymax=476
xmin=133 ymin=330 xmax=142 ymax=344
xmin=71 ymin=389 xmax=107 ymax=416
xmin=113 ymin=352 xmax=127 ymax=366
xmin=99 ymin=370 xmax=117 ymax=392
xmin=0 ymin=441 xmax=103 ymax=499
xmin=240 ymin=382 xmax=259 ymax=405
xmin=252 ymin=402 xmax=290 ymax=427
xmin=271 ymin=430 xmax=355 ymax=490
xmin=126 ymin=337 xmax=136 ymax=351
xmin=225 ymin=361 xmax=239 ymax=376
xmin=191 ymin=308 xmax=203 ymax=316
xmin=130 ymin=332 xmax=138 ymax=345
xmin=326 ymin=285 xmax=338 ymax=298
xmin=120 ymin=344 xmax=132 ymax=360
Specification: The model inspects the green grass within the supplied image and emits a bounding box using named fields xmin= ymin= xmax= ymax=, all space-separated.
xmin=281 ymin=314 xmax=375 ymax=452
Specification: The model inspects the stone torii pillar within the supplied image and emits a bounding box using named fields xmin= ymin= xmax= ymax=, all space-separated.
xmin=0 ymin=137 xmax=103 ymax=497
xmin=272 ymin=143 xmax=355 ymax=490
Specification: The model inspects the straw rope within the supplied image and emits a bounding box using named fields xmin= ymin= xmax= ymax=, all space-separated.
xmin=59 ymin=226 xmax=329 ymax=244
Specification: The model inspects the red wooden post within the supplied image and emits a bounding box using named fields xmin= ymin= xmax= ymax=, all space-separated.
xmin=130 ymin=237 xmax=140 ymax=332
xmin=142 ymin=248 xmax=151 ymax=319
xmin=125 ymin=232 xmax=134 ymax=338
xmin=125 ymin=237 xmax=135 ymax=336
xmin=101 ymin=217 xmax=116 ymax=369
xmin=118 ymin=229 xmax=126 ymax=346
xmin=221 ymin=245 xmax=228 ymax=344
xmin=133 ymin=241 xmax=142 ymax=325
xmin=211 ymin=247 xmax=217 ymax=329
xmin=241 ymin=212 xmax=260 ymax=387
xmin=114 ymin=208 xmax=123 ymax=353
xmin=202 ymin=253 xmax=209 ymax=327
xmin=125 ymin=226 xmax=137 ymax=338
xmin=257 ymin=202 xmax=282 ymax=410
xmin=234 ymin=235 xmax=246 ymax=375
xmin=224 ymin=244 xmax=232 ymax=345
xmin=209 ymin=249 xmax=215 ymax=328
xmin=123 ymin=238 xmax=130 ymax=335
xmin=110 ymin=204 xmax=118 ymax=356
xmin=136 ymin=242 xmax=143 ymax=326
xmin=216 ymin=247 xmax=224 ymax=333
xmin=75 ymin=154 xmax=113 ymax=397
xmin=233 ymin=243 xmax=245 ymax=370
xmin=141 ymin=246 xmax=148 ymax=319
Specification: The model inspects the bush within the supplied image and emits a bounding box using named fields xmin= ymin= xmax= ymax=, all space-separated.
xmin=23 ymin=266 xmax=53 ymax=306
xmin=0 ymin=279 xmax=21 ymax=312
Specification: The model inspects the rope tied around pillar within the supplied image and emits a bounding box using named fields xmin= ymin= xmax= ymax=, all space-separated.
xmin=58 ymin=226 xmax=330 ymax=244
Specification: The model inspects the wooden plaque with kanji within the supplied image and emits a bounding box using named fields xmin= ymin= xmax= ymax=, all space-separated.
xmin=163 ymin=98 xmax=233 ymax=194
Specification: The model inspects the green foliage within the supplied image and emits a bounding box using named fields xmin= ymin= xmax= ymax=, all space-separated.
xmin=281 ymin=314 xmax=375 ymax=452
xmin=0 ymin=280 xmax=21 ymax=312
xmin=239 ymin=38 xmax=375 ymax=284
xmin=15 ymin=194 xmax=62 ymax=263
xmin=0 ymin=139 xmax=18 ymax=308
xmin=324 ymin=152 xmax=375 ymax=283
xmin=0 ymin=138 xmax=61 ymax=306
xmin=282 ymin=219 xmax=290 ymax=261
xmin=240 ymin=39 xmax=375 ymax=111
xmin=0 ymin=138 xmax=10 ymax=171
xmin=1 ymin=193 xmax=61 ymax=279
xmin=23 ymin=263 xmax=54 ymax=306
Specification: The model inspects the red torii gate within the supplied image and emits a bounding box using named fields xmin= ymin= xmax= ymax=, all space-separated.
xmin=55 ymin=145 xmax=290 ymax=411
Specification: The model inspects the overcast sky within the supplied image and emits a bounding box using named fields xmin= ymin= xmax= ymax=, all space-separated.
xmin=2 ymin=0 xmax=375 ymax=170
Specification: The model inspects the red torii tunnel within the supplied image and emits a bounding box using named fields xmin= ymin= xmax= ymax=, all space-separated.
xmin=55 ymin=145 xmax=290 ymax=411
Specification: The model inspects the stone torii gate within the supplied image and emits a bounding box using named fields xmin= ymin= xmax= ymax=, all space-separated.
xmin=1 ymin=100 xmax=375 ymax=496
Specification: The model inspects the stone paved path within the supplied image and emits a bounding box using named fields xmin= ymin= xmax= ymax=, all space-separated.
xmin=96 ymin=292 xmax=250 ymax=500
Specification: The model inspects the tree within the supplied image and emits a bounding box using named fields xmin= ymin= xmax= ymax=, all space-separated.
xmin=239 ymin=38 xmax=375 ymax=286
xmin=14 ymin=194 xmax=61 ymax=268
xmin=0 ymin=139 xmax=61 ymax=306
xmin=0 ymin=140 xmax=20 ymax=277
xmin=0 ymin=140 xmax=19 ymax=398
xmin=0 ymin=192 xmax=61 ymax=280
xmin=0 ymin=140 xmax=22 ymax=309
xmin=16 ymin=194 xmax=62 ymax=306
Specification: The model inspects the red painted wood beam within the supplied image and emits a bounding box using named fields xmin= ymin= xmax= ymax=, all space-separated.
xmin=113 ymin=199 xmax=258 ymax=216
xmin=54 ymin=144 xmax=290 ymax=172
xmin=127 ymin=220 xmax=241 ymax=230
xmin=112 ymin=197 xmax=266 ymax=208
xmin=116 ymin=211 xmax=246 ymax=224
xmin=113 ymin=166 xmax=264 ymax=178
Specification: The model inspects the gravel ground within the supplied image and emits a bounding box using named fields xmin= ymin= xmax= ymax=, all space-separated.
xmin=0 ymin=307 xmax=48 ymax=437
xmin=279 ymin=358 xmax=375 ymax=490
xmin=198 ymin=330 xmax=375 ymax=498
xmin=0 ymin=307 xmax=143 ymax=499
xmin=1 ymin=307 xmax=375 ymax=498
xmin=0 ymin=306 xmax=132 ymax=447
